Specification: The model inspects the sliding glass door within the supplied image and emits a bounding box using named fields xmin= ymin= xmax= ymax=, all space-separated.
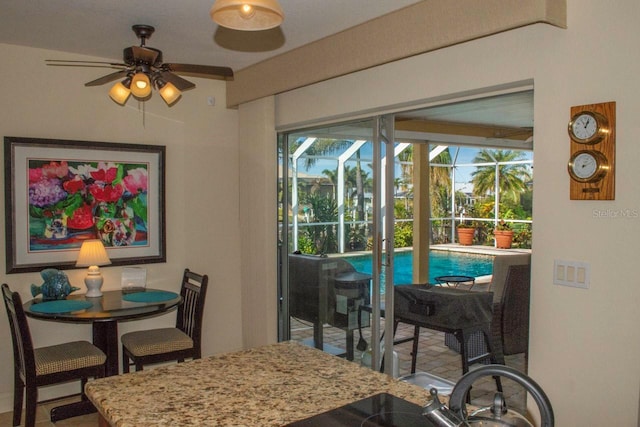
xmin=277 ymin=88 xmax=534 ymax=378
xmin=277 ymin=117 xmax=396 ymax=371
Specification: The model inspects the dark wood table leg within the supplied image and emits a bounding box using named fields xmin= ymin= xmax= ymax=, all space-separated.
xmin=92 ymin=320 xmax=119 ymax=376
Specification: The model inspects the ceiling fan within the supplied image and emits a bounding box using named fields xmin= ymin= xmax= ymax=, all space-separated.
xmin=46 ymin=24 xmax=234 ymax=106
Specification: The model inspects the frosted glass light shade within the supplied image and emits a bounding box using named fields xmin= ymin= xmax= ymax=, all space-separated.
xmin=131 ymin=72 xmax=152 ymax=98
xmin=210 ymin=0 xmax=284 ymax=31
xmin=158 ymin=81 xmax=181 ymax=105
xmin=109 ymin=81 xmax=131 ymax=105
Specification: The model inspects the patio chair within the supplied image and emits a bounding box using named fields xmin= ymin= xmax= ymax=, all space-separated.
xmin=121 ymin=269 xmax=209 ymax=372
xmin=2 ymin=283 xmax=106 ymax=427
xmin=492 ymin=263 xmax=531 ymax=364
xmin=444 ymin=253 xmax=531 ymax=366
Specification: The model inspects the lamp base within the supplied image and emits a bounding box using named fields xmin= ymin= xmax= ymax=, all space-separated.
xmin=84 ymin=270 xmax=104 ymax=298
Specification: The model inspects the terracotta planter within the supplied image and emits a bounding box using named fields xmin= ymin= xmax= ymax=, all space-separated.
xmin=457 ymin=227 xmax=475 ymax=246
xmin=494 ymin=230 xmax=514 ymax=249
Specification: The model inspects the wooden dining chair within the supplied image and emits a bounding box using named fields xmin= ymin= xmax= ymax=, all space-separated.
xmin=121 ymin=268 xmax=209 ymax=373
xmin=1 ymin=283 xmax=106 ymax=427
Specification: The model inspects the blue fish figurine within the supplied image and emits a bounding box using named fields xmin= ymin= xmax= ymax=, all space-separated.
xmin=31 ymin=268 xmax=80 ymax=301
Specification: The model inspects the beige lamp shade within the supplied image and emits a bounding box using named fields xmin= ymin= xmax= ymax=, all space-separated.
xmin=130 ymin=72 xmax=152 ymax=98
xmin=76 ymin=240 xmax=111 ymax=268
xmin=210 ymin=0 xmax=284 ymax=31
xmin=77 ymin=240 xmax=111 ymax=297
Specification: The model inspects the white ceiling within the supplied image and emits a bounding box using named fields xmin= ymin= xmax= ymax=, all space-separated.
xmin=0 ymin=0 xmax=533 ymax=138
xmin=0 ymin=0 xmax=422 ymax=71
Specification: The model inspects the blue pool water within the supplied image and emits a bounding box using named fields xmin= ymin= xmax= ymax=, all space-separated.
xmin=343 ymin=250 xmax=493 ymax=286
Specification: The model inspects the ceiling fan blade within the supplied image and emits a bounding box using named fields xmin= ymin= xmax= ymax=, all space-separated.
xmin=46 ymin=59 xmax=126 ymax=67
xmin=85 ymin=70 xmax=129 ymax=87
xmin=47 ymin=64 xmax=126 ymax=70
xmin=163 ymin=63 xmax=234 ymax=81
xmin=131 ymin=46 xmax=159 ymax=64
xmin=159 ymin=71 xmax=196 ymax=91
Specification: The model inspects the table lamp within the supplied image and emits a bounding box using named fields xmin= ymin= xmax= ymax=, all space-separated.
xmin=76 ymin=240 xmax=112 ymax=297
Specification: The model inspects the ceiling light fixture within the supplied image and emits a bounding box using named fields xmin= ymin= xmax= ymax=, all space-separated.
xmin=108 ymin=71 xmax=183 ymax=106
xmin=210 ymin=0 xmax=284 ymax=31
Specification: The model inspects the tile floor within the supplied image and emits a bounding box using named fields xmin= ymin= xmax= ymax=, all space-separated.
xmin=290 ymin=316 xmax=528 ymax=414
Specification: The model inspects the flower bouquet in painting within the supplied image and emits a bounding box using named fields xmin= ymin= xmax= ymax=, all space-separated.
xmin=28 ymin=159 xmax=149 ymax=250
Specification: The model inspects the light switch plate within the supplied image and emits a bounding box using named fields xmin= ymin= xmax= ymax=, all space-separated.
xmin=554 ymin=259 xmax=590 ymax=289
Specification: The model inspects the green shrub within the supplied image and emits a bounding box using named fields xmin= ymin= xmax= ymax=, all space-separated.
xmin=394 ymin=222 xmax=413 ymax=248
xmin=297 ymin=235 xmax=316 ymax=254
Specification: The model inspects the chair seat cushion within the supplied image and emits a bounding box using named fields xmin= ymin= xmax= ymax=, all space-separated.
xmin=121 ymin=327 xmax=193 ymax=357
xmin=35 ymin=340 xmax=106 ymax=376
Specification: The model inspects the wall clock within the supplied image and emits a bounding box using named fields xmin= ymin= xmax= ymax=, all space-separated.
xmin=568 ymin=111 xmax=609 ymax=145
xmin=567 ymin=101 xmax=615 ymax=200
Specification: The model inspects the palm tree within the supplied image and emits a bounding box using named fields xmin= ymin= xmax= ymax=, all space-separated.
xmin=321 ymin=168 xmax=338 ymax=198
xmin=395 ymin=145 xmax=452 ymax=217
xmin=470 ymin=149 xmax=532 ymax=204
xmin=430 ymin=148 xmax=453 ymax=217
xmin=295 ymin=138 xmax=351 ymax=170
xmin=305 ymin=194 xmax=339 ymax=254
xmin=295 ymin=138 xmax=368 ymax=221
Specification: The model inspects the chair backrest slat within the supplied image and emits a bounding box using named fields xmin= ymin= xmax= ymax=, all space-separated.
xmin=2 ymin=284 xmax=37 ymax=382
xmin=176 ymin=269 xmax=209 ymax=349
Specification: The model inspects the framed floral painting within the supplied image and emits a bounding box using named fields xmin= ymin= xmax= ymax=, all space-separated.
xmin=4 ymin=136 xmax=166 ymax=273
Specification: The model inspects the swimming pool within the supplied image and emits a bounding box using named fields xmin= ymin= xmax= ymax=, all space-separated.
xmin=342 ymin=250 xmax=493 ymax=286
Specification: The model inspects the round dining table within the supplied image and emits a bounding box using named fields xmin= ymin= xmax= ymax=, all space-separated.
xmin=23 ymin=288 xmax=181 ymax=422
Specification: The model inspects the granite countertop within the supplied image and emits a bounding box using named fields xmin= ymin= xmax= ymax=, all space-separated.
xmin=86 ymin=341 xmax=432 ymax=426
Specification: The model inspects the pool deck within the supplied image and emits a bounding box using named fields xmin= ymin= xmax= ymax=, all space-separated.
xmin=430 ymin=244 xmax=531 ymax=285
xmin=334 ymin=243 xmax=531 ymax=259
xmin=430 ymin=243 xmax=531 ymax=257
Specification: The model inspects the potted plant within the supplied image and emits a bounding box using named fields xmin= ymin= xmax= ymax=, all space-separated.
xmin=457 ymin=222 xmax=475 ymax=246
xmin=494 ymin=220 xmax=514 ymax=249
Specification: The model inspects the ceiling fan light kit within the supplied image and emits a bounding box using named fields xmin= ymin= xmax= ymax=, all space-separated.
xmin=210 ymin=0 xmax=284 ymax=31
xmin=46 ymin=24 xmax=234 ymax=107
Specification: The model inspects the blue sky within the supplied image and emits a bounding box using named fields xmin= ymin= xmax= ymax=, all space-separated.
xmin=296 ymin=143 xmax=532 ymax=184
